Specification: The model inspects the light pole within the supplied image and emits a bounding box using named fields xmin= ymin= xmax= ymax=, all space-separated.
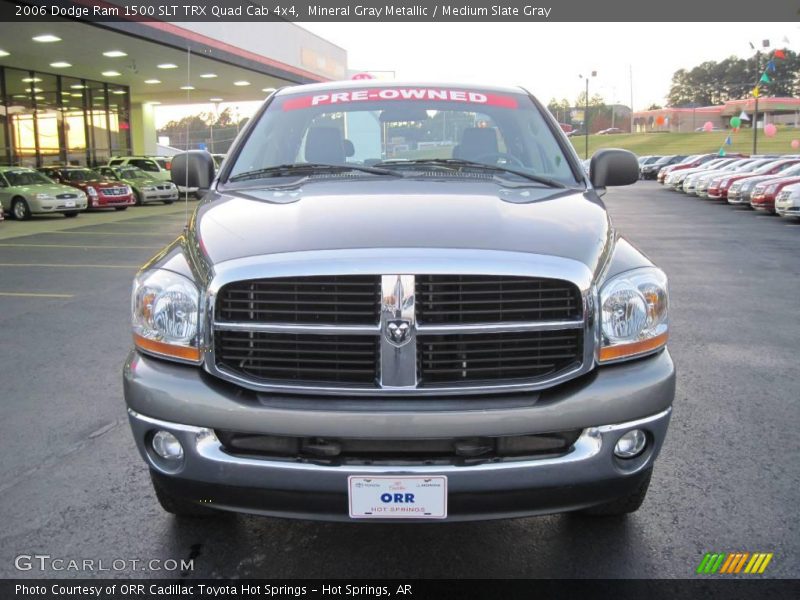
xmin=579 ymin=71 xmax=596 ymax=159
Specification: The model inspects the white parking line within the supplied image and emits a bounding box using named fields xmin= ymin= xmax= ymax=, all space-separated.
xmin=0 ymin=292 xmax=74 ymax=298
xmin=0 ymin=263 xmax=139 ymax=269
xmin=0 ymin=243 xmax=162 ymax=249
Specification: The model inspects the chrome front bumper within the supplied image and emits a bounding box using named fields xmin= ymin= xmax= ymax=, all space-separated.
xmin=124 ymin=349 xmax=675 ymax=521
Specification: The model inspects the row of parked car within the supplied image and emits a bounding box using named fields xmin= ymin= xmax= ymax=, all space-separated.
xmin=639 ymin=153 xmax=800 ymax=217
xmin=0 ymin=154 xmax=225 ymax=221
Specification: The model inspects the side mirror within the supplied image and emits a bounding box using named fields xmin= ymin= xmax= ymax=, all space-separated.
xmin=590 ymin=149 xmax=640 ymax=188
xmin=171 ymin=150 xmax=215 ymax=190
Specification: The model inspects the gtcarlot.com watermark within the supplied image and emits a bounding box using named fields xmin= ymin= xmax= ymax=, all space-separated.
xmin=14 ymin=554 xmax=193 ymax=573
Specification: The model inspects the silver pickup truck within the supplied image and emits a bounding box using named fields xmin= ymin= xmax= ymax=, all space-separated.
xmin=123 ymin=82 xmax=674 ymax=521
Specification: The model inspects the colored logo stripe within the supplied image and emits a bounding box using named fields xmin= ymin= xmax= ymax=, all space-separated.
xmin=697 ymin=552 xmax=773 ymax=574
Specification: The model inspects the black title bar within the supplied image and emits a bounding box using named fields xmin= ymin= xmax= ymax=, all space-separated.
xmin=1 ymin=0 xmax=798 ymax=22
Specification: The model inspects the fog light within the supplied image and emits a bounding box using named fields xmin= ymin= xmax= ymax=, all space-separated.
xmin=152 ymin=430 xmax=184 ymax=460
xmin=614 ymin=429 xmax=647 ymax=458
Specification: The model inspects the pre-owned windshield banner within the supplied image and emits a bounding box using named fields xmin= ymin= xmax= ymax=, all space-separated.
xmin=0 ymin=0 xmax=794 ymax=21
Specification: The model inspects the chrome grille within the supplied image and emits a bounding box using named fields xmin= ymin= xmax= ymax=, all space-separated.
xmin=418 ymin=330 xmax=583 ymax=384
xmin=215 ymin=331 xmax=379 ymax=385
xmin=416 ymin=275 xmax=581 ymax=324
xmin=217 ymin=276 xmax=381 ymax=324
xmin=100 ymin=187 xmax=128 ymax=196
xmin=211 ymin=272 xmax=587 ymax=395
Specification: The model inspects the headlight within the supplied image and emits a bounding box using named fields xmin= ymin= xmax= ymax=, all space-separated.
xmin=86 ymin=186 xmax=98 ymax=196
xmin=719 ymin=179 xmax=730 ymax=187
xmin=35 ymin=193 xmax=55 ymax=200
xmin=143 ymin=186 xmax=156 ymax=192
xmin=132 ymin=269 xmax=201 ymax=363
xmin=126 ymin=185 xmax=133 ymax=194
xmin=599 ymin=267 xmax=669 ymax=363
xmin=765 ymin=184 xmax=777 ymax=194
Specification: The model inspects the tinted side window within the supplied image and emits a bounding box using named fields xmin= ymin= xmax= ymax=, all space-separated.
xmin=131 ymin=159 xmax=159 ymax=172
xmin=109 ymin=159 xmax=124 ymax=166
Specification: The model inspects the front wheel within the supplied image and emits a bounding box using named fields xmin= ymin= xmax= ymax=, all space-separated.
xmin=12 ymin=198 xmax=31 ymax=220
xmin=575 ymin=468 xmax=653 ymax=517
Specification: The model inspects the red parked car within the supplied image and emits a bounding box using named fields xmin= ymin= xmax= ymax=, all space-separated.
xmin=38 ymin=167 xmax=135 ymax=211
xmin=707 ymin=159 xmax=800 ymax=201
xmin=751 ymin=173 xmax=800 ymax=213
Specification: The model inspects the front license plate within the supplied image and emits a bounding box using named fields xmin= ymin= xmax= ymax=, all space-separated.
xmin=348 ymin=475 xmax=447 ymax=519
xmin=64 ymin=200 xmax=75 ymax=207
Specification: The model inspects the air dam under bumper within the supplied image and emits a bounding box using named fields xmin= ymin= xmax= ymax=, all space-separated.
xmin=124 ymin=350 xmax=675 ymax=522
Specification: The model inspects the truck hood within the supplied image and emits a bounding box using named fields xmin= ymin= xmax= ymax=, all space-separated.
xmin=193 ymin=180 xmax=611 ymax=273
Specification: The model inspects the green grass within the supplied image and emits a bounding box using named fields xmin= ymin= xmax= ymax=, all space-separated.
xmin=568 ymin=129 xmax=800 ymax=158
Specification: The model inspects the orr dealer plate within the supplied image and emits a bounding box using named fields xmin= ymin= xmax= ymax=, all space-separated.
xmin=348 ymin=475 xmax=447 ymax=519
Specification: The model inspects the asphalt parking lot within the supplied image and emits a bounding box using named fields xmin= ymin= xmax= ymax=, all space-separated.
xmin=0 ymin=183 xmax=798 ymax=579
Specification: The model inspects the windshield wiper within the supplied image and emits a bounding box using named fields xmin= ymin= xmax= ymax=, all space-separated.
xmin=374 ymin=158 xmax=569 ymax=188
xmin=228 ymin=162 xmax=400 ymax=183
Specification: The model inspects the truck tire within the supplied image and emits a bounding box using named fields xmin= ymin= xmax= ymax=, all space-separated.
xmin=150 ymin=470 xmax=219 ymax=518
xmin=575 ymin=468 xmax=653 ymax=517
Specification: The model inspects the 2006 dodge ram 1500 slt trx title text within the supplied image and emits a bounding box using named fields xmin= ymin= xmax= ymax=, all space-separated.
xmin=123 ymin=82 xmax=675 ymax=521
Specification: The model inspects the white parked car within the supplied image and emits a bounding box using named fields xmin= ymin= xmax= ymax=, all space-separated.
xmin=775 ymin=183 xmax=800 ymax=218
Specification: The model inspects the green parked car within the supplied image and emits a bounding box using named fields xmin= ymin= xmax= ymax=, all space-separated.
xmin=97 ymin=166 xmax=179 ymax=206
xmin=0 ymin=167 xmax=88 ymax=220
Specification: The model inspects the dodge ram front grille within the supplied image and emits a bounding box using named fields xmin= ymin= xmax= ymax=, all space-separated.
xmin=217 ymin=275 xmax=381 ymax=324
xmin=215 ymin=331 xmax=379 ymax=385
xmin=416 ymin=275 xmax=581 ymax=323
xmin=418 ymin=330 xmax=583 ymax=384
xmin=211 ymin=273 xmax=587 ymax=395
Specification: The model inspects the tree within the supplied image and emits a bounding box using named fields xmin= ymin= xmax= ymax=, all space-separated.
xmin=546 ymin=98 xmax=572 ymax=123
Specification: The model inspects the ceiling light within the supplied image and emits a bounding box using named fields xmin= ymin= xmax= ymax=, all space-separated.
xmin=180 ymin=85 xmax=195 ymax=90
xmin=157 ymin=63 xmax=178 ymax=69
xmin=70 ymin=84 xmax=85 ymax=89
xmin=34 ymin=96 xmax=45 ymax=101
xmin=33 ymin=34 xmax=61 ymax=43
xmin=50 ymin=62 xmax=72 ymax=68
xmin=233 ymin=81 xmax=250 ymax=86
xmin=262 ymin=88 xmax=276 ymax=93
xmin=111 ymin=90 xmax=126 ymax=95
xmin=103 ymin=50 xmax=127 ymax=58
xmin=200 ymin=73 xmax=217 ymax=79
xmin=209 ymin=98 xmax=224 ymax=102
xmin=12 ymin=94 xmax=26 ymax=99
xmin=25 ymin=88 xmax=43 ymax=93
xmin=144 ymin=79 xmax=161 ymax=84
xmin=102 ymin=71 xmax=121 ymax=77
xmin=71 ymin=93 xmax=83 ymax=97
xmin=147 ymin=101 xmax=161 ymax=105
xmin=0 ymin=50 xmax=10 ymax=57
xmin=22 ymin=77 xmax=42 ymax=83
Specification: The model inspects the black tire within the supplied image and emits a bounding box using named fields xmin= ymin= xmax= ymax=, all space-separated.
xmin=63 ymin=212 xmax=79 ymax=218
xmin=150 ymin=470 xmax=219 ymax=518
xmin=114 ymin=206 xmax=128 ymax=211
xmin=12 ymin=197 xmax=31 ymax=221
xmin=575 ymin=468 xmax=653 ymax=517
xmin=133 ymin=190 xmax=143 ymax=206
xmin=163 ymin=200 xmax=174 ymax=205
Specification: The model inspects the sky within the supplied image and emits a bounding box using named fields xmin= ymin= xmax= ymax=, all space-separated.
xmin=155 ymin=22 xmax=795 ymax=128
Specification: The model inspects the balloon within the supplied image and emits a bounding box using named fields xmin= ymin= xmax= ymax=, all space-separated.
xmin=730 ymin=116 xmax=741 ymax=129
xmin=791 ymin=139 xmax=800 ymax=150
xmin=703 ymin=121 xmax=714 ymax=132
xmin=655 ymin=115 xmax=665 ymax=126
xmin=764 ymin=123 xmax=777 ymax=137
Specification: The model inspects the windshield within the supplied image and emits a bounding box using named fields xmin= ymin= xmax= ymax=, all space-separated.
xmin=5 ymin=170 xmax=53 ymax=186
xmin=119 ymin=167 xmax=150 ymax=180
xmin=64 ymin=169 xmax=101 ymax=182
xmin=228 ymin=86 xmax=581 ymax=186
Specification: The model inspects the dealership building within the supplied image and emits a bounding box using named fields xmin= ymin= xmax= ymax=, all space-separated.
xmin=0 ymin=9 xmax=346 ymax=167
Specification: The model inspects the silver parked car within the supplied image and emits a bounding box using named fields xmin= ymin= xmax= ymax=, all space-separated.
xmin=124 ymin=81 xmax=673 ymax=522
xmin=775 ymin=183 xmax=800 ymax=217
xmin=0 ymin=167 xmax=87 ymax=219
